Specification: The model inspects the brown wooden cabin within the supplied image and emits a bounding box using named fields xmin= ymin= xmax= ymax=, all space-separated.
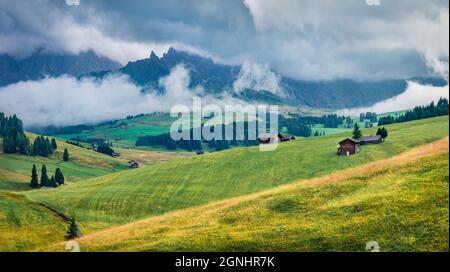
xmin=337 ymin=138 xmax=360 ymax=156
xmin=360 ymin=135 xmax=382 ymax=145
xmin=258 ymin=133 xmax=293 ymax=144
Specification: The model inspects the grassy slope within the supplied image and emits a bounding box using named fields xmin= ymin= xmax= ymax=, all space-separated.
xmin=0 ymin=191 xmax=66 ymax=251
xmin=45 ymin=139 xmax=449 ymax=252
xmin=117 ymin=148 xmax=192 ymax=165
xmin=0 ymin=133 xmax=128 ymax=191
xmin=24 ymin=116 xmax=449 ymax=232
xmin=55 ymin=113 xmax=174 ymax=148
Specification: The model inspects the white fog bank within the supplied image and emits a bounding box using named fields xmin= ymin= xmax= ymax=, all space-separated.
xmin=0 ymin=65 xmax=247 ymax=128
xmin=339 ymin=81 xmax=449 ymax=116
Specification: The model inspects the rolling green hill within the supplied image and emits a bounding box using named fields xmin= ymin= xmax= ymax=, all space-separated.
xmin=43 ymin=138 xmax=448 ymax=252
xmin=53 ymin=113 xmax=174 ymax=148
xmin=0 ymin=191 xmax=66 ymax=251
xmin=0 ymin=133 xmax=128 ymax=191
xmin=24 ymin=116 xmax=449 ymax=233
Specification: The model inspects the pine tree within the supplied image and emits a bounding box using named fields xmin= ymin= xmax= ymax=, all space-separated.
xmin=2 ymin=135 xmax=12 ymax=153
xmin=51 ymin=138 xmax=58 ymax=150
xmin=380 ymin=127 xmax=388 ymax=139
xmin=30 ymin=165 xmax=39 ymax=188
xmin=55 ymin=168 xmax=65 ymax=185
xmin=65 ymin=217 xmax=79 ymax=240
xmin=46 ymin=137 xmax=53 ymax=155
xmin=48 ymin=175 xmax=58 ymax=188
xmin=352 ymin=123 xmax=362 ymax=140
xmin=0 ymin=113 xmax=30 ymax=155
xmin=40 ymin=165 xmax=49 ymax=187
xmin=17 ymin=133 xmax=29 ymax=155
xmin=63 ymin=148 xmax=70 ymax=161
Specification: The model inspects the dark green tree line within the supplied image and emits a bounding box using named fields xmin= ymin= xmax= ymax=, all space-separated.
xmin=378 ymin=98 xmax=449 ymax=125
xmin=30 ymin=165 xmax=65 ymax=188
xmin=0 ymin=113 xmax=30 ymax=155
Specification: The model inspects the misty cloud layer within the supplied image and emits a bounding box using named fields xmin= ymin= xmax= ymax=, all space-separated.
xmin=339 ymin=81 xmax=450 ymax=116
xmin=0 ymin=65 xmax=191 ymax=127
xmin=0 ymin=0 xmax=448 ymax=80
xmin=233 ymin=61 xmax=283 ymax=96
xmin=0 ymin=64 xmax=253 ymax=127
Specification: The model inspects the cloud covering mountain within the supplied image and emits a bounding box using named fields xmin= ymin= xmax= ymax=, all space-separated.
xmin=0 ymin=64 xmax=245 ymax=127
xmin=0 ymin=0 xmax=448 ymax=80
xmin=339 ymin=81 xmax=450 ymax=115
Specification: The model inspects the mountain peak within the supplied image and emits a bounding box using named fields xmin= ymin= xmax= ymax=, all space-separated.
xmin=164 ymin=47 xmax=182 ymax=58
xmin=167 ymin=47 xmax=179 ymax=55
xmin=149 ymin=51 xmax=159 ymax=61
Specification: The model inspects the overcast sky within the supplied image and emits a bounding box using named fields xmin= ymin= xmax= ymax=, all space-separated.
xmin=0 ymin=0 xmax=448 ymax=80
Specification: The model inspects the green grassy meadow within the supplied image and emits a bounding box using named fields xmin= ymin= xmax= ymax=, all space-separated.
xmin=0 ymin=134 xmax=128 ymax=191
xmin=0 ymin=191 xmax=67 ymax=251
xmin=24 ymin=116 xmax=449 ymax=233
xmin=47 ymin=145 xmax=448 ymax=252
xmin=310 ymin=124 xmax=351 ymax=136
xmin=54 ymin=113 xmax=174 ymax=149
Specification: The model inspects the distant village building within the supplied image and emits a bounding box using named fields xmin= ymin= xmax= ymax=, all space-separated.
xmin=337 ymin=138 xmax=360 ymax=156
xmin=258 ymin=133 xmax=282 ymax=144
xmin=129 ymin=161 xmax=139 ymax=169
xmin=360 ymin=135 xmax=382 ymax=145
xmin=258 ymin=133 xmax=294 ymax=144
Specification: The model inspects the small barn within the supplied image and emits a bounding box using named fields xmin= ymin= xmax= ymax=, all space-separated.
xmin=258 ymin=133 xmax=293 ymax=144
xmin=337 ymin=138 xmax=360 ymax=156
xmin=360 ymin=135 xmax=382 ymax=145
xmin=129 ymin=161 xmax=140 ymax=169
xmin=258 ymin=133 xmax=282 ymax=144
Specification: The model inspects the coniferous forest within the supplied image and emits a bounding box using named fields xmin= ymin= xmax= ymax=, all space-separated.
xmin=0 ymin=113 xmax=30 ymax=155
xmin=378 ymin=98 xmax=449 ymax=125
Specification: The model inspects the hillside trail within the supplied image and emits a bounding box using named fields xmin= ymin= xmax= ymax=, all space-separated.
xmin=37 ymin=202 xmax=83 ymax=237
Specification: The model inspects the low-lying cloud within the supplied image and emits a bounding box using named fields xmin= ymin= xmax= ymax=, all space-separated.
xmin=0 ymin=64 xmax=238 ymax=127
xmin=0 ymin=63 xmax=253 ymax=128
xmin=233 ymin=61 xmax=283 ymax=96
xmin=339 ymin=81 xmax=449 ymax=116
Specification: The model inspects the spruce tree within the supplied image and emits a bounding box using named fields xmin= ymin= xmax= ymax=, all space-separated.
xmin=51 ymin=138 xmax=57 ymax=150
xmin=352 ymin=123 xmax=362 ymax=140
xmin=63 ymin=148 xmax=70 ymax=161
xmin=46 ymin=137 xmax=53 ymax=155
xmin=2 ymin=135 xmax=12 ymax=153
xmin=40 ymin=165 xmax=49 ymax=187
xmin=380 ymin=127 xmax=388 ymax=139
xmin=48 ymin=175 xmax=58 ymax=188
xmin=30 ymin=165 xmax=39 ymax=188
xmin=18 ymin=133 xmax=29 ymax=155
xmin=65 ymin=217 xmax=79 ymax=240
xmin=55 ymin=168 xmax=65 ymax=185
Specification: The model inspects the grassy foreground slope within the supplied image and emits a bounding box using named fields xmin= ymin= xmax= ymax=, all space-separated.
xmin=0 ymin=191 xmax=66 ymax=251
xmin=25 ymin=116 xmax=449 ymax=232
xmin=46 ymin=138 xmax=449 ymax=252
xmin=0 ymin=133 xmax=128 ymax=191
